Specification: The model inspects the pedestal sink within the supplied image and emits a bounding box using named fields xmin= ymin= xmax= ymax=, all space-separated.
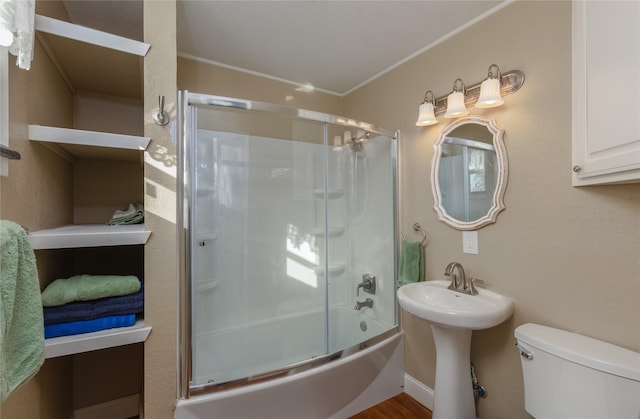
xmin=397 ymin=280 xmax=514 ymax=419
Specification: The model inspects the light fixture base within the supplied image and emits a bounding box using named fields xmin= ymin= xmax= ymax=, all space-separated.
xmin=433 ymin=69 xmax=524 ymax=116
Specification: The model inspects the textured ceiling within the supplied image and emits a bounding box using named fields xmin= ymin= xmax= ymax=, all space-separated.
xmin=176 ymin=1 xmax=505 ymax=96
xmin=53 ymin=0 xmax=506 ymax=98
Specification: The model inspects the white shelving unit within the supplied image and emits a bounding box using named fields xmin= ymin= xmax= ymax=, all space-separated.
xmin=30 ymin=16 xmax=153 ymax=357
xmin=44 ymin=319 xmax=152 ymax=359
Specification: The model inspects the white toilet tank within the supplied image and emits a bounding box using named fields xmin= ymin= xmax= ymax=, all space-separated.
xmin=515 ymin=323 xmax=640 ymax=419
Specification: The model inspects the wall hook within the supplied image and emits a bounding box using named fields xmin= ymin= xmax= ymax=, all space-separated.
xmin=153 ymin=95 xmax=170 ymax=126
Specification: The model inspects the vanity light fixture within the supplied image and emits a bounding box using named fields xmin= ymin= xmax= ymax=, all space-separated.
xmin=476 ymin=64 xmax=504 ymax=108
xmin=444 ymin=79 xmax=469 ymax=118
xmin=415 ymin=66 xmax=525 ymax=126
xmin=416 ymin=90 xmax=438 ymax=126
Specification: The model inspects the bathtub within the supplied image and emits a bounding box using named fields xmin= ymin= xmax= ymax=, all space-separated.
xmin=175 ymin=307 xmax=404 ymax=419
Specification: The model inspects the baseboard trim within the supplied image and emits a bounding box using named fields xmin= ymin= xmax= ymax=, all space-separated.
xmin=72 ymin=393 xmax=140 ymax=419
xmin=404 ymin=373 xmax=434 ymax=410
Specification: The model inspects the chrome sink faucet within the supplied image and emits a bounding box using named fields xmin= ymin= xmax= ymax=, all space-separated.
xmin=445 ymin=262 xmax=467 ymax=292
xmin=445 ymin=262 xmax=484 ymax=295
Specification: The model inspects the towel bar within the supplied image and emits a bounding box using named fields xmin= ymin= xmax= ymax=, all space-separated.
xmin=401 ymin=222 xmax=428 ymax=246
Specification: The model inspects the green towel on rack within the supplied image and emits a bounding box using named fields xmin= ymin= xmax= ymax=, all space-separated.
xmin=0 ymin=220 xmax=44 ymax=402
xmin=41 ymin=275 xmax=141 ymax=307
xmin=397 ymin=239 xmax=424 ymax=287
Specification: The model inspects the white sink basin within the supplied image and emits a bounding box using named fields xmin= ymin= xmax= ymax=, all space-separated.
xmin=397 ymin=279 xmax=514 ymax=330
xmin=397 ymin=279 xmax=514 ymax=418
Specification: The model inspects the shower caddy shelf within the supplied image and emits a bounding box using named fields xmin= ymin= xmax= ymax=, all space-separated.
xmin=312 ymin=188 xmax=344 ymax=199
xmin=310 ymin=226 xmax=345 ymax=237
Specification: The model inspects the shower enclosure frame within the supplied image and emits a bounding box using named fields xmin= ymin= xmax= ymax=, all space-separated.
xmin=177 ymin=91 xmax=401 ymax=399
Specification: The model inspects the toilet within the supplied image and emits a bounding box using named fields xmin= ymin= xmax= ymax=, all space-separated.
xmin=515 ymin=323 xmax=640 ymax=418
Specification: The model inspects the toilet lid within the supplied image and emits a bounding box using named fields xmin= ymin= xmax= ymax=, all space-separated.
xmin=515 ymin=323 xmax=640 ymax=382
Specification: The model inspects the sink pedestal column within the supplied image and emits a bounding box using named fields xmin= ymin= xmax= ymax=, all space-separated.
xmin=431 ymin=325 xmax=476 ymax=419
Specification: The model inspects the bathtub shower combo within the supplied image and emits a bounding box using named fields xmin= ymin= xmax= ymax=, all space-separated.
xmin=175 ymin=92 xmax=404 ymax=418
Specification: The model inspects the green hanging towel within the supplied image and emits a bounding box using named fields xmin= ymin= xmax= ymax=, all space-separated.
xmin=397 ymin=239 xmax=424 ymax=288
xmin=1 ymin=220 xmax=44 ymax=402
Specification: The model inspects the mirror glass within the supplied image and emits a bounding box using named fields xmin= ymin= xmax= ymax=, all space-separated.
xmin=431 ymin=115 xmax=507 ymax=230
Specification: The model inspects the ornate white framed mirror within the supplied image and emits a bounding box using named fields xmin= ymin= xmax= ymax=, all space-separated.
xmin=431 ymin=115 xmax=507 ymax=230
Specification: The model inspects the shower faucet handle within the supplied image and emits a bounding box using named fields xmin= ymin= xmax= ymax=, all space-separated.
xmin=357 ymin=273 xmax=376 ymax=296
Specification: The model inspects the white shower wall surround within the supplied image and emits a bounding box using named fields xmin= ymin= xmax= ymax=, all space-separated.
xmin=192 ymin=131 xmax=395 ymax=331
xmin=180 ymin=92 xmax=400 ymax=412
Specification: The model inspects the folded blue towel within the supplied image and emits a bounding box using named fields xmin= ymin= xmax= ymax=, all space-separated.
xmin=43 ymin=282 xmax=144 ymax=325
xmin=44 ymin=314 xmax=136 ymax=339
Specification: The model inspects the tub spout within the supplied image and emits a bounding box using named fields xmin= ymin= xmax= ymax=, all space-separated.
xmin=354 ymin=298 xmax=373 ymax=310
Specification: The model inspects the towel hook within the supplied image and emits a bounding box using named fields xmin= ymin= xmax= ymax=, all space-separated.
xmin=153 ymin=95 xmax=170 ymax=126
xmin=401 ymin=222 xmax=428 ymax=246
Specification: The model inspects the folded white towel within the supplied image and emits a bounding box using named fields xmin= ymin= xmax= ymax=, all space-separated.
xmin=111 ymin=204 xmax=136 ymax=219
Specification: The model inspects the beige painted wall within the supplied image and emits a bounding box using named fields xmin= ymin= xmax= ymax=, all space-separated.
xmin=143 ymin=1 xmax=179 ymax=418
xmin=344 ymin=1 xmax=640 ymax=418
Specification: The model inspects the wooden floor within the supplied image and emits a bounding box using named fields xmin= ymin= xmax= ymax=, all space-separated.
xmin=349 ymin=393 xmax=433 ymax=419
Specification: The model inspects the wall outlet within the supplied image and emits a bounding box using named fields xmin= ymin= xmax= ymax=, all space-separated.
xmin=462 ymin=231 xmax=479 ymax=254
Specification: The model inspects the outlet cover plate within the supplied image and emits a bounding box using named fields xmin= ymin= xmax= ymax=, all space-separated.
xmin=463 ymin=231 xmax=479 ymax=254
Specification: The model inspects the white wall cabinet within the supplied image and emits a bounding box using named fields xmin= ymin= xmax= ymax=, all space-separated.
xmin=572 ymin=0 xmax=640 ymax=186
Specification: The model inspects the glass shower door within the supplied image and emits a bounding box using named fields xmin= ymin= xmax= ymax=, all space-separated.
xmin=182 ymin=94 xmax=399 ymax=393
xmin=189 ymin=106 xmax=329 ymax=386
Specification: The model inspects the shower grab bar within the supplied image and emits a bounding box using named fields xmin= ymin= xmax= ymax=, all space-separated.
xmin=401 ymin=222 xmax=428 ymax=247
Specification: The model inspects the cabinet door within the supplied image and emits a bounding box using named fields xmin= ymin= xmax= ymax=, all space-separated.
xmin=572 ymin=0 xmax=640 ymax=186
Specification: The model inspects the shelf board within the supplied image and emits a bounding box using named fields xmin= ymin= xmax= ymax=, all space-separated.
xmin=29 ymin=125 xmax=150 ymax=151
xmin=35 ymin=15 xmax=150 ymax=57
xmin=29 ymin=125 xmax=150 ymax=162
xmin=44 ymin=319 xmax=151 ymax=359
xmin=29 ymin=224 xmax=151 ymax=249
